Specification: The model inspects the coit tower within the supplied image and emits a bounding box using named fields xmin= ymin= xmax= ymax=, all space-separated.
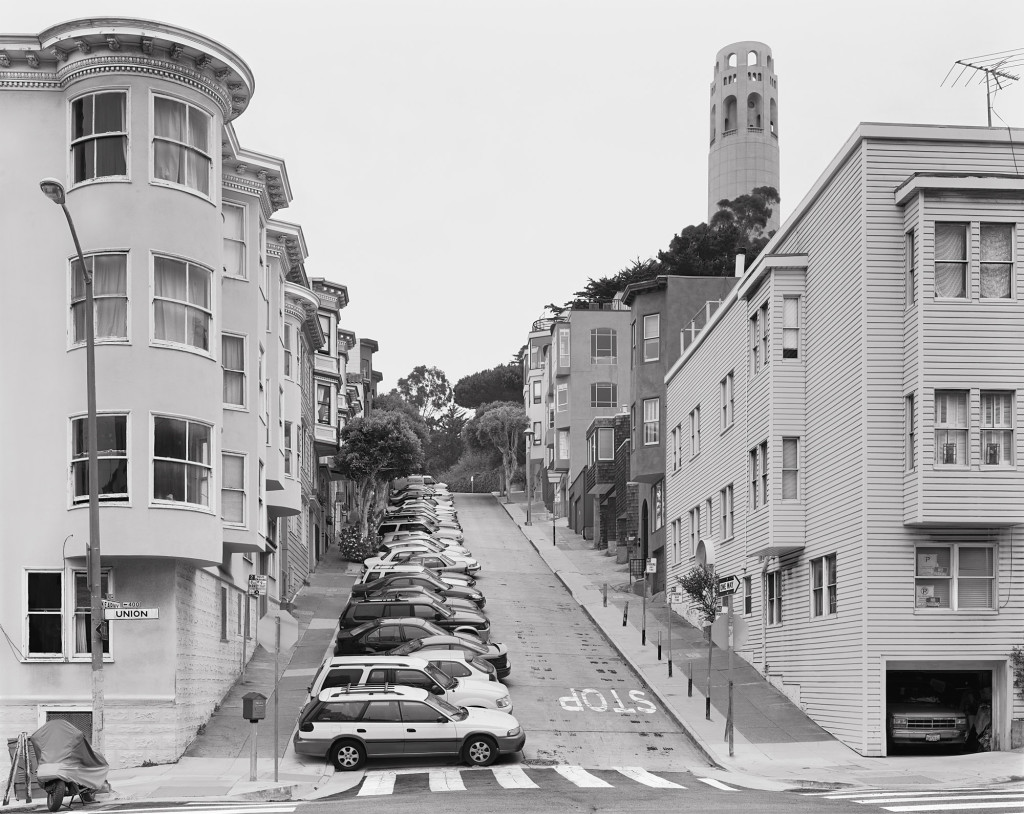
xmin=707 ymin=41 xmax=780 ymax=233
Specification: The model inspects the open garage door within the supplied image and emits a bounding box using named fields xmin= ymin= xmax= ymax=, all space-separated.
xmin=886 ymin=668 xmax=992 ymax=754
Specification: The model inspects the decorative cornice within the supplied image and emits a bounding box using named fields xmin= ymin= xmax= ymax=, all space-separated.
xmin=105 ymin=36 xmax=120 ymax=51
xmin=195 ymin=54 xmax=211 ymax=72
xmin=50 ymin=48 xmax=69 ymax=62
xmin=0 ymin=54 xmax=9 ymax=68
xmin=140 ymin=38 xmax=153 ymax=55
xmin=169 ymin=43 xmax=185 ymax=61
xmin=26 ymin=53 xmax=40 ymax=68
xmin=74 ymin=40 xmax=91 ymax=55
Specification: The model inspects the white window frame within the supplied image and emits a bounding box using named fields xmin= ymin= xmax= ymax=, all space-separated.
xmin=222 ymin=201 xmax=247 ymax=279
xmin=317 ymin=382 xmax=333 ymax=426
xmin=151 ymin=93 xmax=214 ymax=200
xmin=69 ymin=411 xmax=130 ymax=506
xmin=71 ymin=568 xmax=112 ymax=660
xmin=905 ymin=228 xmax=917 ymax=307
xmin=980 ymin=223 xmax=1013 ymax=300
xmin=689 ymin=405 xmax=701 ymax=456
xmin=671 ymin=426 xmax=679 ymax=471
xmin=906 ymin=393 xmax=916 ymax=471
xmin=653 ymin=481 xmax=665 ymax=531
xmin=765 ymin=570 xmax=782 ymax=626
xmin=284 ymin=421 xmax=294 ymax=477
xmin=981 ymin=391 xmax=1014 ymax=467
xmin=590 ymin=327 xmax=617 ymax=364
xmin=749 ymin=311 xmax=760 ymax=375
xmin=222 ymin=333 xmax=246 ymax=409
xmin=596 ymin=427 xmax=614 ymax=461
xmin=689 ymin=506 xmax=699 ymax=556
xmin=643 ymin=314 xmax=660 ymax=362
xmin=221 ymin=451 xmax=247 ymax=527
xmin=934 ymin=222 xmax=968 ymax=299
xmin=720 ymin=483 xmax=733 ymax=539
xmin=915 ymin=544 xmax=996 ymax=611
xmin=558 ymin=327 xmax=570 ymax=367
xmin=760 ymin=440 xmax=769 ymax=504
xmin=782 ymin=297 xmax=799 ymax=359
xmin=782 ymin=437 xmax=799 ymax=500
xmin=643 ymin=398 xmax=659 ymax=445
xmin=151 ymin=413 xmax=213 ymax=510
xmin=934 ymin=389 xmax=968 ymax=468
xmin=69 ymin=251 xmax=130 ymax=347
xmin=532 ymin=380 xmax=541 ymax=404
xmin=152 ymin=253 xmax=213 ymax=355
xmin=557 ymin=429 xmax=570 ymax=461
xmin=69 ymin=88 xmax=129 ymax=187
xmin=721 ymin=371 xmax=734 ymax=430
xmin=24 ymin=569 xmax=64 ymax=660
xmin=556 ymin=383 xmax=568 ymax=413
xmin=672 ymin=518 xmax=681 ymax=563
xmin=283 ymin=324 xmax=293 ymax=380
xmin=810 ymin=554 xmax=837 ymax=618
xmin=743 ymin=576 xmax=752 ymax=615
xmin=760 ymin=302 xmax=770 ymax=367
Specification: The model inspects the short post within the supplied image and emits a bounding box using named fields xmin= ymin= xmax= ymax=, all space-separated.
xmin=687 ymin=661 xmax=693 ymax=697
xmin=657 ymin=629 xmax=662 ymax=660
xmin=726 ymin=593 xmax=735 ymax=757
xmin=622 ymin=601 xmax=628 ymax=627
xmin=667 ymin=600 xmax=673 ymax=677
xmin=603 ymin=582 xmax=608 ymax=607
xmin=242 ymin=691 xmax=266 ymax=782
xmin=274 ymin=616 xmax=281 ymax=782
xmin=641 ymin=583 xmax=647 ymax=646
xmin=250 ymin=724 xmax=258 ymax=781
xmin=706 ymin=625 xmax=713 ymax=721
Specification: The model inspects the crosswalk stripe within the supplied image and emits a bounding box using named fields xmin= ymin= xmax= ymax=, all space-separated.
xmin=854 ymin=793 xmax=1024 ymax=804
xmin=491 ymin=766 xmax=540 ymax=789
xmin=696 ymin=777 xmax=736 ymax=791
xmin=822 ymin=789 xmax=1019 ymax=799
xmin=358 ymin=770 xmax=398 ymax=796
xmin=115 ymin=808 xmax=296 ymax=813
xmin=614 ymin=767 xmax=685 ymax=789
xmin=552 ymin=766 xmax=613 ymax=788
xmin=884 ymin=801 xmax=1024 ymax=812
xmin=428 ymin=769 xmax=466 ymax=792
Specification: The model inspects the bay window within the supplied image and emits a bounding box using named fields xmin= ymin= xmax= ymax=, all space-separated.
xmin=71 ymin=253 xmax=128 ymax=343
xmin=154 ymin=255 xmax=212 ymax=351
xmin=153 ymin=96 xmax=212 ymax=196
xmin=317 ymin=383 xmax=332 ymax=425
xmin=221 ymin=452 xmax=245 ymax=525
xmin=222 ymin=202 xmax=246 ymax=278
xmin=71 ymin=413 xmax=128 ymax=503
xmin=222 ymin=334 xmax=245 ymax=407
xmin=71 ymin=91 xmax=127 ymax=183
xmin=934 ymin=390 xmax=968 ymax=467
xmin=934 ymin=223 xmax=967 ymax=298
xmin=153 ymin=416 xmax=212 ymax=507
xmin=643 ymin=398 xmax=659 ymax=445
xmin=915 ymin=545 xmax=995 ymax=610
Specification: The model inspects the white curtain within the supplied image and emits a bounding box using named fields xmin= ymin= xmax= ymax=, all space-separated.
xmin=155 ymin=257 xmax=187 ymax=343
xmin=934 ymin=224 xmax=966 ymax=298
xmin=222 ymin=336 xmax=245 ymax=405
xmin=93 ymin=255 xmax=127 ymax=338
xmin=980 ymin=224 xmax=1012 ymax=298
xmin=154 ymin=97 xmax=186 ymax=185
xmin=223 ymin=205 xmax=245 ymax=276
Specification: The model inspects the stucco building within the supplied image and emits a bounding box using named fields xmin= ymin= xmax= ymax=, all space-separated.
xmin=666 ymin=122 xmax=1024 ymax=755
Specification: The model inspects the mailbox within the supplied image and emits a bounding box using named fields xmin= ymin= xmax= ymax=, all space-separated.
xmin=242 ymin=692 xmax=267 ymax=722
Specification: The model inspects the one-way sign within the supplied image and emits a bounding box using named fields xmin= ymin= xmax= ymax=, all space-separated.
xmin=717 ymin=575 xmax=739 ymax=595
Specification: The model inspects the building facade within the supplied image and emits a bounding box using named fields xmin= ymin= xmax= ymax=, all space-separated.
xmin=0 ymin=18 xmax=342 ymax=769
xmin=667 ymin=122 xmax=1024 ymax=755
xmin=707 ymin=40 xmax=780 ymax=232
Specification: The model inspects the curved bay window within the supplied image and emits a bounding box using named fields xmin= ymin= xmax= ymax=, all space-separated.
xmin=71 ymin=414 xmax=128 ymax=503
xmin=71 ymin=91 xmax=127 ymax=183
xmin=154 ymin=256 xmax=212 ymax=351
xmin=71 ymin=253 xmax=127 ymax=343
xmin=153 ymin=416 xmax=211 ymax=507
xmin=153 ymin=96 xmax=212 ymax=196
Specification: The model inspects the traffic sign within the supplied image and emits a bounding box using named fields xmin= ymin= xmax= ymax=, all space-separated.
xmin=667 ymin=589 xmax=684 ymax=604
xmin=248 ymin=575 xmax=268 ymax=597
xmin=645 ymin=558 xmax=657 ymax=574
xmin=104 ymin=607 xmax=159 ymax=620
xmin=547 ymin=471 xmax=562 ymax=484
xmin=257 ymin=609 xmax=299 ymax=653
xmin=717 ymin=575 xmax=739 ymax=595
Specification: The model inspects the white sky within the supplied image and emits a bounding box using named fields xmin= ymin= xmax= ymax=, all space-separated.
xmin=10 ymin=1 xmax=1024 ymax=389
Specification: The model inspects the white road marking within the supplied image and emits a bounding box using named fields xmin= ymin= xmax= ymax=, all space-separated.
xmin=428 ymin=769 xmax=466 ymax=791
xmin=357 ymin=770 xmax=398 ymax=796
xmin=855 ymin=793 xmax=1024 ymax=804
xmin=491 ymin=766 xmax=540 ymax=789
xmin=553 ymin=765 xmax=613 ymax=787
xmin=884 ymin=801 xmax=1024 ymax=812
xmin=614 ymin=767 xmax=685 ymax=789
xmin=696 ymin=777 xmax=736 ymax=791
xmin=124 ymin=808 xmax=295 ymax=813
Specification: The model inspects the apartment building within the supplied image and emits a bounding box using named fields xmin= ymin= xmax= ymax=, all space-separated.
xmin=665 ymin=122 xmax=1024 ymax=755
xmin=0 ymin=18 xmax=344 ymax=768
xmin=523 ymin=317 xmax=555 ymax=505
xmin=348 ymin=337 xmax=382 ymax=419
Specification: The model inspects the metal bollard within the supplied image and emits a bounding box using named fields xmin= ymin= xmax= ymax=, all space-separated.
xmin=622 ymin=601 xmax=628 ymax=627
xmin=668 ymin=658 xmax=673 ymax=678
xmin=603 ymin=583 xmax=608 ymax=607
xmin=687 ymin=662 xmax=693 ymax=697
xmin=657 ymin=630 xmax=662 ymax=661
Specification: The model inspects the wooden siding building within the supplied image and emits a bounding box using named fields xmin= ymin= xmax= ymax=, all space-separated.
xmin=665 ymin=122 xmax=1024 ymax=756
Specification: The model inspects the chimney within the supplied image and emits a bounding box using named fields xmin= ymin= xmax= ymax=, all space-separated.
xmin=734 ymin=249 xmax=747 ymax=277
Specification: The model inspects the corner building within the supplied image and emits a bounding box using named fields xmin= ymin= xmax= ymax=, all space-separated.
xmin=0 ymin=19 xmax=337 ymax=768
xmin=667 ymin=123 xmax=1024 ymax=755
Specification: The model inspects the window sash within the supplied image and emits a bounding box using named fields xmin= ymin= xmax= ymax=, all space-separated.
xmin=721 ymin=373 xmax=733 ymax=428
xmin=153 ymin=416 xmax=212 ymax=506
xmin=934 ymin=223 xmax=967 ymax=298
xmin=71 ymin=414 xmax=129 ymax=502
xmin=222 ymin=334 xmax=245 ymax=406
xmin=317 ymin=384 xmax=332 ymax=425
xmin=154 ymin=256 xmax=212 ymax=351
xmin=596 ymin=427 xmax=614 ymax=460
xmin=556 ymin=384 xmax=568 ymax=412
xmin=981 ymin=391 xmax=1013 ymax=465
xmin=906 ymin=230 xmax=917 ymax=305
xmin=643 ymin=314 xmax=660 ymax=361
xmin=643 ymin=398 xmax=659 ymax=444
xmin=153 ymin=96 xmax=212 ymax=195
xmin=73 ymin=570 xmax=111 ymax=655
xmin=720 ymin=484 xmax=733 ymax=538
xmin=590 ymin=329 xmax=617 ymax=363
xmin=781 ymin=438 xmax=798 ymax=500
xmin=935 ymin=390 xmax=968 ymax=467
xmin=558 ymin=329 xmax=570 ymax=367
xmin=980 ymin=223 xmax=1012 ymax=299
xmin=221 ymin=453 xmax=245 ymax=524
xmin=222 ymin=203 xmax=246 ymax=278
xmin=915 ymin=545 xmax=994 ymax=610
xmin=71 ymin=254 xmax=128 ymax=343
xmin=591 ymin=382 xmax=616 ymax=408
xmin=782 ymin=297 xmax=799 ymax=359
xmin=71 ymin=92 xmax=128 ymax=183
xmin=27 ymin=571 xmax=63 ymax=657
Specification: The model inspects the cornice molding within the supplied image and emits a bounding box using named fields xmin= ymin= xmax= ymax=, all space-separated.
xmin=222 ymin=174 xmax=274 ymax=219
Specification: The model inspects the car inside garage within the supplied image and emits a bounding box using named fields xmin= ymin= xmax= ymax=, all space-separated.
xmin=886 ymin=669 xmax=992 ymax=754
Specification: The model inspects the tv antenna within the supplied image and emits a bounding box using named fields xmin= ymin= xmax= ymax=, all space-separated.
xmin=942 ymin=49 xmax=1023 ymax=126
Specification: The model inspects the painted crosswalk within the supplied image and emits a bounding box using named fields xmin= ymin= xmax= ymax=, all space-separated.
xmin=97 ymin=803 xmax=298 ymax=814
xmin=337 ymin=765 xmax=728 ymax=797
xmin=801 ymin=784 xmax=1024 ymax=812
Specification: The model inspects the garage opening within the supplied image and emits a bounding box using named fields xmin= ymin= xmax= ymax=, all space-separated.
xmin=886 ymin=669 xmax=992 ymax=754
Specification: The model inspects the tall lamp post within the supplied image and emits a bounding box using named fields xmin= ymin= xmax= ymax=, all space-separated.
xmin=523 ymin=429 xmax=534 ymax=525
xmin=39 ymin=178 xmax=105 ymax=752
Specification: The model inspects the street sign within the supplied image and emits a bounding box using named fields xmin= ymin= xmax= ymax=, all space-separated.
xmin=554 ymin=491 xmax=561 ymax=503
xmin=257 ymin=609 xmax=299 ymax=653
xmin=248 ymin=575 xmax=268 ymax=597
xmin=547 ymin=471 xmax=562 ymax=484
xmin=667 ymin=589 xmax=684 ymax=604
xmin=717 ymin=575 xmax=739 ymax=595
xmin=103 ymin=607 xmax=159 ymax=620
xmin=645 ymin=558 xmax=657 ymax=574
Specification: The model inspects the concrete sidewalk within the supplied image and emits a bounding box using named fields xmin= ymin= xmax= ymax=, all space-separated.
xmin=496 ymin=492 xmax=1024 ymax=791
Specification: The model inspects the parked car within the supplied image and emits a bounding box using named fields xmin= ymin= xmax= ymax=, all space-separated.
xmin=305 ymin=655 xmax=511 ymax=710
xmin=357 ymin=585 xmax=483 ymax=614
xmin=389 ymin=634 xmax=511 ymax=680
xmin=378 ymin=520 xmax=438 ymax=537
xmin=351 ymin=572 xmax=485 ymax=608
xmin=334 ymin=617 xmax=455 ymax=655
xmin=338 ymin=596 xmax=490 ymax=641
xmin=377 ymin=539 xmax=472 ymax=559
xmin=414 ymin=650 xmax=499 ymax=683
xmin=359 ymin=564 xmax=476 ymax=588
xmin=379 ymin=531 xmax=468 ymax=552
xmin=293 ymin=684 xmax=525 ymax=770
xmin=364 ymin=549 xmax=480 ymax=576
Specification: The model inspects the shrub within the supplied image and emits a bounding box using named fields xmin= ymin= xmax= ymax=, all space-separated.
xmin=338 ymin=527 xmax=382 ymax=563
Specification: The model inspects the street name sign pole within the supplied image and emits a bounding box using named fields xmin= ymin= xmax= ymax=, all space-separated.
xmin=717 ymin=574 xmax=738 ymax=756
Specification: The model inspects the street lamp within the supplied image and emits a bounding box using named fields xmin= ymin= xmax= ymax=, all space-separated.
xmin=523 ymin=429 xmax=534 ymax=525
xmin=40 ymin=178 xmax=106 ymax=752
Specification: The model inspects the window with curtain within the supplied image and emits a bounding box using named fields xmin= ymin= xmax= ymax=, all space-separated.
xmin=782 ymin=297 xmax=799 ymax=358
xmin=934 ymin=223 xmax=967 ymax=298
xmin=71 ymin=253 xmax=127 ymax=343
xmin=720 ymin=484 xmax=733 ymax=538
xmin=154 ymin=256 xmax=212 ymax=351
xmin=652 ymin=480 xmax=664 ymax=530
xmin=935 ymin=390 xmax=968 ymax=467
xmin=71 ymin=91 xmax=127 ymax=183
xmin=222 ymin=334 xmax=245 ymax=406
xmin=532 ymin=421 xmax=542 ymax=445
xmin=782 ymin=437 xmax=799 ymax=499
xmin=981 ymin=391 xmax=1013 ymax=466
xmin=317 ymin=383 xmax=332 ymax=425
xmin=721 ymin=371 xmax=734 ymax=429
xmin=27 ymin=571 xmax=63 ymax=657
xmin=153 ymin=96 xmax=212 ymax=196
xmin=556 ymin=383 xmax=568 ymax=412
xmin=153 ymin=416 xmax=211 ymax=506
xmin=980 ymin=223 xmax=1012 ymax=299
xmin=558 ymin=430 xmax=570 ymax=460
xmin=283 ymin=325 xmax=293 ymax=378
xmin=222 ymin=202 xmax=246 ymax=278
xmin=915 ymin=545 xmax=994 ymax=610
xmin=643 ymin=314 xmax=660 ymax=361
xmin=74 ymin=570 xmax=111 ymax=655
xmin=590 ymin=382 xmax=616 ymax=408
xmin=590 ymin=328 xmax=617 ymax=363
xmin=71 ymin=413 xmax=128 ymax=502
xmin=643 ymin=398 xmax=659 ymax=444
xmin=221 ymin=453 xmax=245 ymax=524
xmin=811 ymin=555 xmax=837 ymax=617
xmin=765 ymin=570 xmax=782 ymax=625
xmin=284 ymin=422 xmax=293 ymax=476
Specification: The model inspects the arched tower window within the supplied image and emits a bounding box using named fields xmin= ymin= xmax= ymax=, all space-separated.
xmin=770 ymin=98 xmax=778 ymax=135
xmin=747 ymin=92 xmax=763 ymax=130
xmin=710 ymin=104 xmax=716 ymax=142
xmin=723 ymin=95 xmax=737 ymax=134
xmin=727 ymin=52 xmax=737 ymax=68
xmin=747 ymin=50 xmax=758 ymax=66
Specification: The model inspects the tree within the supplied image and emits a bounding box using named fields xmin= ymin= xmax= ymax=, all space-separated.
xmin=375 ymin=391 xmax=429 ymax=441
xmin=423 ymin=403 xmax=467 ymax=474
xmin=469 ymin=402 xmax=528 ymax=502
xmin=710 ymin=185 xmax=780 ymax=239
xmin=396 ymin=365 xmax=453 ymax=424
xmin=568 ymin=257 xmax=661 ymax=306
xmin=679 ymin=565 xmax=719 ymax=721
xmin=453 ymin=363 xmax=522 ymax=409
xmin=333 ymin=410 xmax=423 ymax=541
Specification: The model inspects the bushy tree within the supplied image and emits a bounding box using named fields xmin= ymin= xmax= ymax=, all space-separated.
xmin=467 ymin=401 xmax=528 ymax=502
xmin=375 ymin=391 xmax=429 ymax=441
xmin=423 ymin=404 xmax=467 ymax=474
xmin=396 ymin=365 xmax=453 ymax=424
xmin=334 ymin=410 xmax=423 ymax=543
xmin=453 ymin=363 xmax=522 ymax=409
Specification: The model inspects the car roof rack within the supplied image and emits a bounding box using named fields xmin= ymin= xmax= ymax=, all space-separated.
xmin=326 ymin=682 xmax=402 ymax=695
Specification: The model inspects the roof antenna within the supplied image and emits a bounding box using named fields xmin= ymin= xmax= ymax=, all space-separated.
xmin=942 ymin=50 xmax=1023 ymax=126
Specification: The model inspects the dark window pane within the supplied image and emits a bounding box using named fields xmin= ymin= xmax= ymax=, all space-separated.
xmin=154 ymin=460 xmax=186 ymax=501
xmin=154 ymin=417 xmax=187 ymax=459
xmin=72 ymin=143 xmax=90 ymax=183
xmin=361 ymin=701 xmax=401 ymax=722
xmin=28 ymin=573 xmax=62 ymax=611
xmin=400 ymin=701 xmax=442 ymax=722
xmin=72 ymin=96 xmax=91 ymax=139
xmin=95 ymin=136 xmax=127 ymax=176
xmin=93 ymin=92 xmax=124 ymax=133
xmin=187 ymin=423 xmax=210 ymax=464
xmin=29 ymin=615 xmax=62 ymax=654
